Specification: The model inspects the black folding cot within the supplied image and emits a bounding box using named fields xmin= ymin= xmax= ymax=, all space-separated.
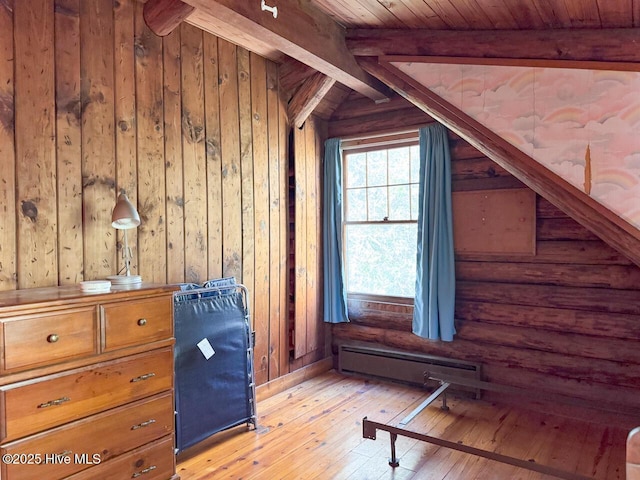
xmin=173 ymin=278 xmax=257 ymax=453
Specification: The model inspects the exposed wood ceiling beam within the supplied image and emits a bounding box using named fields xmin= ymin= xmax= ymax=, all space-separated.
xmin=143 ymin=0 xmax=195 ymax=37
xmin=143 ymin=0 xmax=390 ymax=101
xmin=186 ymin=7 xmax=283 ymax=62
xmin=183 ymin=0 xmax=390 ymax=101
xmin=143 ymin=0 xmax=282 ymax=60
xmin=357 ymin=57 xmax=640 ymax=267
xmin=288 ymin=72 xmax=336 ymax=129
xmin=348 ymin=29 xmax=640 ymax=68
xmin=379 ymin=55 xmax=640 ymax=72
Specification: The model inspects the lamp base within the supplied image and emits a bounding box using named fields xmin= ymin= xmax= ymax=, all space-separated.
xmin=107 ymin=274 xmax=143 ymax=285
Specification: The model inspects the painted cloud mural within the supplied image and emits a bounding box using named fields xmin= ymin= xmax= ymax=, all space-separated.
xmin=391 ymin=62 xmax=640 ymax=229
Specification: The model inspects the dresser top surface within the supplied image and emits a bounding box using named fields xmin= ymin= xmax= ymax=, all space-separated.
xmin=0 ymin=283 xmax=179 ymax=313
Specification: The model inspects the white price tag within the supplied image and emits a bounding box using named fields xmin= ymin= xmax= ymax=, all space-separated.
xmin=197 ymin=338 xmax=215 ymax=360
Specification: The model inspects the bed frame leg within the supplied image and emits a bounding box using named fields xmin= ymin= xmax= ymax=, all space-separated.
xmin=441 ymin=393 xmax=450 ymax=412
xmin=388 ymin=433 xmax=400 ymax=467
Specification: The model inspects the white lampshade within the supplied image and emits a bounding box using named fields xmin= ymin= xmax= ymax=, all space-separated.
xmin=111 ymin=193 xmax=140 ymax=229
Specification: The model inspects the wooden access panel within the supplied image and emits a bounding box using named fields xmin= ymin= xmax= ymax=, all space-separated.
xmin=453 ymin=188 xmax=536 ymax=255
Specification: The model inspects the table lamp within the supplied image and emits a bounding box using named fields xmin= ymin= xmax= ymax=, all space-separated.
xmin=108 ymin=193 xmax=142 ymax=285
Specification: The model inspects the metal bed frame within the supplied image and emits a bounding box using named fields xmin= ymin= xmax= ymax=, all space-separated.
xmin=362 ymin=372 xmax=602 ymax=480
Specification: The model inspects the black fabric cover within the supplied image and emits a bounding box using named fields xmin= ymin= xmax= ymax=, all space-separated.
xmin=174 ymin=288 xmax=253 ymax=453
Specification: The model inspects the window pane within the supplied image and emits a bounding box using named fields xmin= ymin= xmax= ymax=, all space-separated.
xmin=410 ymin=145 xmax=420 ymax=183
xmin=388 ymin=147 xmax=411 ymax=185
xmin=346 ymin=188 xmax=367 ymax=221
xmin=367 ymin=150 xmax=387 ymax=187
xmin=388 ymin=185 xmax=411 ymax=220
xmin=411 ymin=184 xmax=420 ymax=220
xmin=345 ymin=223 xmax=417 ymax=297
xmin=367 ymin=186 xmax=387 ymax=221
xmin=346 ymin=152 xmax=366 ymax=188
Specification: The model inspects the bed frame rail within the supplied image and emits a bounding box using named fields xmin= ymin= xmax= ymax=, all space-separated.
xmin=362 ymin=372 xmax=602 ymax=480
xmin=362 ymin=416 xmax=592 ymax=480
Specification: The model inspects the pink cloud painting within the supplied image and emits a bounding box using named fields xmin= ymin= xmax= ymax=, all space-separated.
xmin=392 ymin=62 xmax=640 ymax=230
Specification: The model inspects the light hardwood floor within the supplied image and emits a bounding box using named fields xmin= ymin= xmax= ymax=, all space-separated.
xmin=176 ymin=371 xmax=628 ymax=479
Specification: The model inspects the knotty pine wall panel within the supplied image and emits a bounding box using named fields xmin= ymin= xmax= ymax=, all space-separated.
xmin=163 ymin=27 xmax=185 ymax=284
xmin=274 ymin=61 xmax=291 ymax=379
xmin=180 ymin=22 xmax=208 ymax=284
xmin=114 ymin=0 xmax=137 ymax=236
xmin=267 ymin=61 xmax=282 ymax=380
xmin=135 ymin=2 xmax=166 ymax=283
xmin=203 ymin=34 xmax=223 ymax=280
xmin=304 ymin=118 xmax=321 ymax=355
xmin=80 ymin=0 xmax=116 ymax=282
xmin=16 ymin=0 xmax=57 ymax=288
xmin=329 ymin=95 xmax=640 ymax=423
xmin=0 ymin=0 xmax=16 ymax=289
xmin=0 ymin=0 xmax=326 ymax=383
xmin=293 ymin=121 xmax=308 ymax=359
xmin=250 ymin=52 xmax=269 ymax=385
xmin=290 ymin=116 xmax=329 ymax=371
xmin=55 ymin=0 xmax=83 ymax=285
xmin=218 ymin=40 xmax=243 ymax=282
xmin=238 ymin=46 xmax=256 ymax=356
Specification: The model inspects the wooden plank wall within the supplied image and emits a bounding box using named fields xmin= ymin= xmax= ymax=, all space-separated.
xmin=0 ymin=0 xmax=326 ymax=384
xmin=16 ymin=0 xmax=57 ymax=288
xmin=0 ymin=0 xmax=16 ymax=289
xmin=290 ymin=116 xmax=329 ymax=369
xmin=329 ymin=93 xmax=640 ymax=422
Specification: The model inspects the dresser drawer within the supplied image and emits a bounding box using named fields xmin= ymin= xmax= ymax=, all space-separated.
xmin=66 ymin=434 xmax=176 ymax=480
xmin=0 ymin=347 xmax=173 ymax=442
xmin=103 ymin=296 xmax=173 ymax=351
xmin=0 ymin=392 xmax=174 ymax=480
xmin=1 ymin=307 xmax=97 ymax=373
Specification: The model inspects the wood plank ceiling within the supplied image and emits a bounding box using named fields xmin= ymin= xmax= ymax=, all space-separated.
xmin=311 ymin=0 xmax=640 ymax=29
xmin=308 ymin=0 xmax=640 ymax=121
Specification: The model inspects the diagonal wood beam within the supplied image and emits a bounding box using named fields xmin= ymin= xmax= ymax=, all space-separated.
xmin=348 ymin=29 xmax=640 ymax=69
xmin=357 ymin=57 xmax=640 ymax=267
xmin=279 ymin=58 xmax=318 ymax=97
xmin=288 ymin=72 xmax=336 ymax=129
xmin=143 ymin=0 xmax=195 ymax=37
xmin=181 ymin=0 xmax=390 ymax=101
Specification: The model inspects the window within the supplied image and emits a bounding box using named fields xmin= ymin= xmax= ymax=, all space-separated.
xmin=343 ymin=142 xmax=420 ymax=298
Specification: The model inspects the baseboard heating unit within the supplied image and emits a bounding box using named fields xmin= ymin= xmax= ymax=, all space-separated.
xmin=337 ymin=343 xmax=482 ymax=398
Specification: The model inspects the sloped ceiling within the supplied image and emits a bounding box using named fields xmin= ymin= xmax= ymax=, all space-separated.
xmin=392 ymin=62 xmax=640 ymax=230
xmin=358 ymin=58 xmax=640 ymax=267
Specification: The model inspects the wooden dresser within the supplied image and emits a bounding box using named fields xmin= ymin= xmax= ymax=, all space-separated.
xmin=0 ymin=284 xmax=179 ymax=480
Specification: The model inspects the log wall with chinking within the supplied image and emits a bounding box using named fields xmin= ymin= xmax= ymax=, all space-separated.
xmin=329 ymin=93 xmax=640 ymax=425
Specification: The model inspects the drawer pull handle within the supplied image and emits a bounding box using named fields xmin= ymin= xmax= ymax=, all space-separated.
xmin=131 ymin=419 xmax=156 ymax=430
xmin=131 ymin=372 xmax=156 ymax=383
xmin=38 ymin=396 xmax=70 ymax=408
xmin=47 ymin=333 xmax=59 ymax=343
xmin=56 ymin=450 xmax=73 ymax=457
xmin=132 ymin=465 xmax=157 ymax=477
xmin=137 ymin=318 xmax=147 ymax=326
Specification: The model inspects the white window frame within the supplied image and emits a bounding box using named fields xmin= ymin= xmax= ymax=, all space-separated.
xmin=342 ymin=132 xmax=420 ymax=301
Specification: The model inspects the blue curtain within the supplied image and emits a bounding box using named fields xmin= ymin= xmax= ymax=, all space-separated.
xmin=322 ymin=138 xmax=349 ymax=323
xmin=413 ymin=124 xmax=456 ymax=341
